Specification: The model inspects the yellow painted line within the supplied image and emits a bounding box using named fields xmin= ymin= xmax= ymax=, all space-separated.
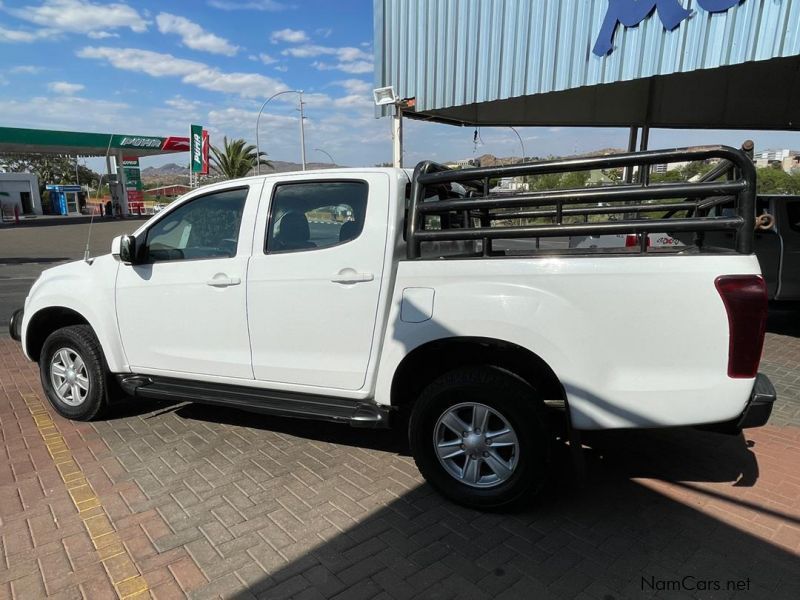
xmin=23 ymin=394 xmax=150 ymax=600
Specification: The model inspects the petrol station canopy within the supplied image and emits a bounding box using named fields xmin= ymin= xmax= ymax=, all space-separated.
xmin=374 ymin=0 xmax=800 ymax=130
xmin=0 ymin=126 xmax=190 ymax=157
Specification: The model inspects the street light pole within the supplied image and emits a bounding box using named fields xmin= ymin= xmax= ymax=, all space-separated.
xmin=392 ymin=104 xmax=403 ymax=168
xmin=298 ymin=91 xmax=307 ymax=171
xmin=314 ymin=148 xmax=335 ymax=165
xmin=509 ymin=126 xmax=526 ymax=162
xmin=256 ymin=88 xmax=305 ymax=175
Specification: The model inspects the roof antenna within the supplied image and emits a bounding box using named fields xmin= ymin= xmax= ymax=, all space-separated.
xmin=84 ymin=135 xmax=114 ymax=262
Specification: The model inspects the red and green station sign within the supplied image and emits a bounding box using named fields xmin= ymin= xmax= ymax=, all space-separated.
xmin=0 ymin=126 xmax=190 ymax=157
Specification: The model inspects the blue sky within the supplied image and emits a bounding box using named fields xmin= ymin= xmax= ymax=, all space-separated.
xmin=1 ymin=0 xmax=798 ymax=170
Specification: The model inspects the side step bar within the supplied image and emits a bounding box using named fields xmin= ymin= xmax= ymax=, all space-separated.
xmin=117 ymin=375 xmax=390 ymax=428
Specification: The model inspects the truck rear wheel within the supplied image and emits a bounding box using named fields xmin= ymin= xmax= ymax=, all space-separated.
xmin=39 ymin=325 xmax=108 ymax=421
xmin=409 ymin=366 xmax=549 ymax=510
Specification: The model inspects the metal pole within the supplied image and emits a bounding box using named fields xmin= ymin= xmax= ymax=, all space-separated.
xmin=314 ymin=148 xmax=335 ymax=165
xmin=255 ymin=89 xmax=303 ymax=175
xmin=639 ymin=125 xmax=650 ymax=186
xmin=623 ymin=126 xmax=638 ymax=183
xmin=116 ymin=151 xmax=129 ymax=216
xmin=509 ymin=126 xmax=526 ymax=161
xmin=299 ymin=92 xmax=307 ymax=171
xmin=392 ymin=104 xmax=403 ymax=168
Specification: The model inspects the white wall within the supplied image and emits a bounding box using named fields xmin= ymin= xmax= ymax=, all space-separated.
xmin=0 ymin=173 xmax=42 ymax=217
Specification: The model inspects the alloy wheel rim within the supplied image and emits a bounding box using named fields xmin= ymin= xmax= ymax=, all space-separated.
xmin=50 ymin=347 xmax=89 ymax=406
xmin=433 ymin=402 xmax=519 ymax=488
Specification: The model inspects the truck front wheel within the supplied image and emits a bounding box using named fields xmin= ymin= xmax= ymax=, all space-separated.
xmin=409 ymin=366 xmax=549 ymax=510
xmin=39 ymin=325 xmax=109 ymax=421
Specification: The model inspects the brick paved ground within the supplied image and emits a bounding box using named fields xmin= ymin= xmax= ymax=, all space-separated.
xmin=1 ymin=332 xmax=799 ymax=600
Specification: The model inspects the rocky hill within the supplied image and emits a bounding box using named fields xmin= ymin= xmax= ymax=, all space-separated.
xmin=140 ymin=160 xmax=338 ymax=185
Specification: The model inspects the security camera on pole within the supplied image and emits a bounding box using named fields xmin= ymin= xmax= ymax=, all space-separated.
xmin=373 ymin=86 xmax=414 ymax=168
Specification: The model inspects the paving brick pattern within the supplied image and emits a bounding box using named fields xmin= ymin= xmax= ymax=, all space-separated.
xmin=1 ymin=332 xmax=799 ymax=599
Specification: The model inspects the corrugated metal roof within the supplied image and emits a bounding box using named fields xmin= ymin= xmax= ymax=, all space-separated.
xmin=374 ymin=0 xmax=800 ymax=113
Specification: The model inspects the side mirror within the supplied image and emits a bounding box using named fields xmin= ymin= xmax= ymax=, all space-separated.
xmin=112 ymin=235 xmax=137 ymax=263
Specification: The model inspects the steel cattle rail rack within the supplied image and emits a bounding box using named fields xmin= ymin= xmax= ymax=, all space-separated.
xmin=407 ymin=145 xmax=756 ymax=259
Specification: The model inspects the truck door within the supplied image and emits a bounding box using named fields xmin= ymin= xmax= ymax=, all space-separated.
xmin=115 ymin=184 xmax=259 ymax=379
xmin=777 ymin=198 xmax=800 ymax=300
xmin=247 ymin=174 xmax=390 ymax=391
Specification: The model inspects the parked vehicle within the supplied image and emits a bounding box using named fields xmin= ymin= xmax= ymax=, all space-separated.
xmin=8 ymin=145 xmax=776 ymax=509
xmin=569 ymin=195 xmax=800 ymax=300
xmin=693 ymin=195 xmax=800 ymax=301
xmin=569 ymin=231 xmax=683 ymax=250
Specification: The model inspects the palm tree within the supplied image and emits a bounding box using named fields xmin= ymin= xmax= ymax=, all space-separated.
xmin=209 ymin=137 xmax=272 ymax=179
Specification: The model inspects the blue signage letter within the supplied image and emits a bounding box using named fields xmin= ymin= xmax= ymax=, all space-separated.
xmin=593 ymin=0 xmax=741 ymax=57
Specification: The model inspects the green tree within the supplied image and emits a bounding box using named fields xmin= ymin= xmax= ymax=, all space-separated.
xmin=209 ymin=137 xmax=272 ymax=179
xmin=560 ymin=170 xmax=590 ymax=189
xmin=756 ymin=166 xmax=800 ymax=194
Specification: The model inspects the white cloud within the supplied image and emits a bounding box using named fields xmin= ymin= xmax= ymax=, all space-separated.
xmin=328 ymin=80 xmax=372 ymax=109
xmin=313 ymin=60 xmax=373 ymax=74
xmin=7 ymin=0 xmax=148 ymax=35
xmin=258 ymin=52 xmax=277 ymax=64
xmin=78 ymin=46 xmax=204 ymax=77
xmin=77 ymin=46 xmax=288 ymax=99
xmin=270 ymin=27 xmax=307 ymax=43
xmin=282 ymin=44 xmax=371 ymax=62
xmin=333 ymin=94 xmax=372 ymax=109
xmin=0 ymin=25 xmax=51 ymax=42
xmin=156 ymin=12 xmax=238 ymax=56
xmin=274 ymin=65 xmax=288 ymax=72
xmin=315 ymin=27 xmax=332 ymax=38
xmin=207 ymin=0 xmax=290 ymax=11
xmin=208 ymin=106 xmax=297 ymax=132
xmin=164 ymin=96 xmax=205 ymax=112
xmin=48 ymin=81 xmax=85 ymax=94
xmin=87 ymin=30 xmax=119 ymax=39
xmin=333 ymin=79 xmax=371 ymax=95
xmin=10 ymin=65 xmax=43 ymax=74
xmin=0 ymin=95 xmax=130 ymax=130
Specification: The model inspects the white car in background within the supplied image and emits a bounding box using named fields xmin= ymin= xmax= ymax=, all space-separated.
xmin=570 ymin=232 xmax=684 ymax=249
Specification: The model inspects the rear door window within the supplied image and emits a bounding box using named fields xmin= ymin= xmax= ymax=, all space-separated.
xmin=265 ymin=181 xmax=368 ymax=253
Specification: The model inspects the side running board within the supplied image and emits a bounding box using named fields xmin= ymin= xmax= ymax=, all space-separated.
xmin=116 ymin=375 xmax=390 ymax=428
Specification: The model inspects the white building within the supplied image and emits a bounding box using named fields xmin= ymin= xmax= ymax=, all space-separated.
xmin=651 ymin=160 xmax=691 ymax=174
xmin=755 ymin=149 xmax=797 ymax=162
xmin=754 ymin=149 xmax=799 ymax=171
xmin=0 ymin=172 xmax=42 ymax=218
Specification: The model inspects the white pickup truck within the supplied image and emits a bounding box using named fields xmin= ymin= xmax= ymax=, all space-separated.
xmin=9 ymin=145 xmax=776 ymax=509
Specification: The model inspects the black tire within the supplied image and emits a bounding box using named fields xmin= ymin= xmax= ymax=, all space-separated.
xmin=39 ymin=324 xmax=109 ymax=421
xmin=408 ymin=366 xmax=549 ymax=510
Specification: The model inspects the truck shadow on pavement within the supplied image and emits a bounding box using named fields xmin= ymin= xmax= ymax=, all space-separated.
xmin=212 ymin=420 xmax=797 ymax=599
xmin=97 ymin=390 xmax=799 ymax=598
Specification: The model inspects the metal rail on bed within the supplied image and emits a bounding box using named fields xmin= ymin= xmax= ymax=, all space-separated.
xmin=406 ymin=145 xmax=756 ymax=259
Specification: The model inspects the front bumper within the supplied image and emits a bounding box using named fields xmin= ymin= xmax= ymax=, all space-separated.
xmin=8 ymin=308 xmax=23 ymax=342
xmin=738 ymin=373 xmax=776 ymax=429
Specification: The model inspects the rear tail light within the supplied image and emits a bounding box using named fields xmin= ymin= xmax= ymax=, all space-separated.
xmin=625 ymin=234 xmax=651 ymax=248
xmin=715 ymin=275 xmax=768 ymax=378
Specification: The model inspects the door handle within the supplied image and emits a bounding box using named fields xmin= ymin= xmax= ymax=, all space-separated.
xmin=331 ymin=269 xmax=374 ymax=284
xmin=206 ymin=274 xmax=241 ymax=287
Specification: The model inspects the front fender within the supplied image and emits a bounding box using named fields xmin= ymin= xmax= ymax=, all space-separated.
xmin=22 ymin=256 xmax=128 ymax=373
